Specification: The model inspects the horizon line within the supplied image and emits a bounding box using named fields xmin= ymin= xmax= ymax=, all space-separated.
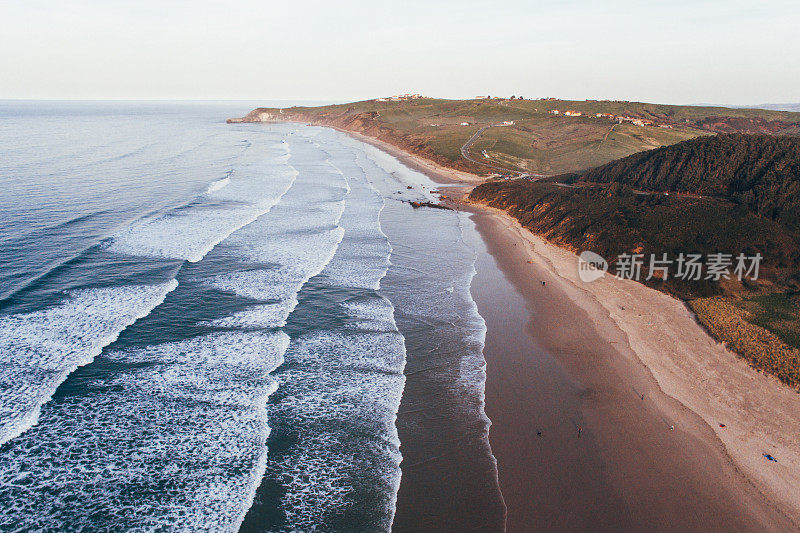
xmin=0 ymin=97 xmax=797 ymax=108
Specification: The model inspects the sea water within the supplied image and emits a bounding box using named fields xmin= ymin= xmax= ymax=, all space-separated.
xmin=0 ymin=102 xmax=499 ymax=532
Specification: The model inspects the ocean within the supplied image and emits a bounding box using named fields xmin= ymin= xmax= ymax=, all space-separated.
xmin=0 ymin=102 xmax=501 ymax=532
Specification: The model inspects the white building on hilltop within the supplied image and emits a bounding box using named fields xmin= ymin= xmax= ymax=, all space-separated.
xmin=377 ymin=94 xmax=423 ymax=102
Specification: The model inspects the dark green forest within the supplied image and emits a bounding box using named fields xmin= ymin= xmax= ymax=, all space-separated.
xmin=559 ymin=134 xmax=800 ymax=232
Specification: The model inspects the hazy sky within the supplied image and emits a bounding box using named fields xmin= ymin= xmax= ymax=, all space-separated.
xmin=1 ymin=0 xmax=798 ymax=104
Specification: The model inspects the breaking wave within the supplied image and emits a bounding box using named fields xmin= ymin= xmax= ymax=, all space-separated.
xmin=0 ymin=280 xmax=178 ymax=446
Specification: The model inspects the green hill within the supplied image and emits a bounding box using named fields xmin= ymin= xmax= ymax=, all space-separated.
xmin=564 ymin=134 xmax=800 ymax=231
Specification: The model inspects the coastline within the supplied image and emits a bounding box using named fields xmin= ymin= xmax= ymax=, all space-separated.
xmin=336 ymin=128 xmax=484 ymax=185
xmin=230 ymin=116 xmax=484 ymax=184
xmin=241 ymin=118 xmax=800 ymax=529
xmin=368 ymin=129 xmax=800 ymax=528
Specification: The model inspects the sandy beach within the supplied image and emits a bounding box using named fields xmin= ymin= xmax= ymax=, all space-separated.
xmin=463 ymin=208 xmax=798 ymax=531
xmin=339 ymin=130 xmax=800 ymax=530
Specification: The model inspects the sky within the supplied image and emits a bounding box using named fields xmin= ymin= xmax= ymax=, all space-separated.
xmin=1 ymin=0 xmax=798 ymax=105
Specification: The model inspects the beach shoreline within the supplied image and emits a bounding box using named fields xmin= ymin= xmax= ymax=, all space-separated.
xmin=232 ymin=117 xmax=484 ymax=185
xmin=463 ymin=205 xmax=799 ymax=531
xmin=336 ymin=123 xmax=800 ymax=529
xmin=377 ymin=132 xmax=800 ymax=528
xmin=246 ymin=119 xmax=800 ymax=529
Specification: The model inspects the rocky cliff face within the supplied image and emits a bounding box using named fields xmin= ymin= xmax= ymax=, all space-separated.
xmin=227 ymin=109 xmax=285 ymax=123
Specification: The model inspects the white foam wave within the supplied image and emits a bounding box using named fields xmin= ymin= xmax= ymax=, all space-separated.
xmin=255 ymin=139 xmax=407 ymax=531
xmin=107 ymin=161 xmax=297 ymax=263
xmin=266 ymin=329 xmax=405 ymax=532
xmin=206 ymin=176 xmax=231 ymax=194
xmin=342 ymin=298 xmax=398 ymax=332
xmin=206 ymin=140 xmax=350 ymax=323
xmin=205 ymin=298 xmax=298 ymax=329
xmin=0 ymin=280 xmax=178 ymax=446
xmin=0 ymin=330 xmax=289 ymax=532
xmin=321 ymin=155 xmax=392 ymax=291
xmin=208 ymin=224 xmax=344 ymax=318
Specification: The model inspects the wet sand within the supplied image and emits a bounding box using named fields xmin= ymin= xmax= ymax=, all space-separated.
xmin=383 ymin=204 xmax=505 ymax=532
xmin=461 ymin=214 xmax=632 ymax=531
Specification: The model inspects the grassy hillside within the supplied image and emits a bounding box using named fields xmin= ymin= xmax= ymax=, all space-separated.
xmin=470 ymin=134 xmax=800 ymax=388
xmin=230 ymin=98 xmax=800 ymax=176
xmin=564 ymin=134 xmax=800 ymax=231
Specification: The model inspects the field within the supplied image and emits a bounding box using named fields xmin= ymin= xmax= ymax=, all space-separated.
xmin=690 ymin=295 xmax=800 ymax=388
xmin=468 ymin=117 xmax=699 ymax=174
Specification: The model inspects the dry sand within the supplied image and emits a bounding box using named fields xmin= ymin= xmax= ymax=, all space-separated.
xmin=480 ymin=204 xmax=800 ymax=512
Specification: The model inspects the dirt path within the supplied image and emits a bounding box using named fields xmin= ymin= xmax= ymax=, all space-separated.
xmin=460 ymin=124 xmax=521 ymax=174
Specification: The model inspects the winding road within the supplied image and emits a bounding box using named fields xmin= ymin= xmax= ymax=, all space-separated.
xmin=460 ymin=124 xmax=550 ymax=179
xmin=460 ymin=124 xmax=523 ymax=175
